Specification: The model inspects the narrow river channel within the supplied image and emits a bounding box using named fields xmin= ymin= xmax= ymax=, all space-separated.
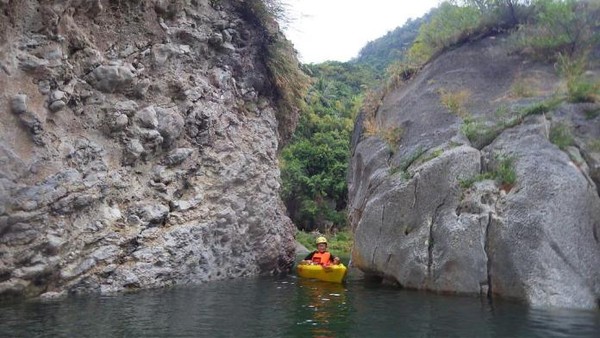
xmin=1 ymin=265 xmax=599 ymax=337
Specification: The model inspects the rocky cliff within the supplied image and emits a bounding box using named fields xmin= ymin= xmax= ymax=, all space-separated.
xmin=0 ymin=0 xmax=298 ymax=298
xmin=349 ymin=36 xmax=600 ymax=309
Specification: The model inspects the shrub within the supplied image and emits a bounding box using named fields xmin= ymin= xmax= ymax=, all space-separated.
xmin=496 ymin=155 xmax=517 ymax=187
xmin=384 ymin=60 xmax=421 ymax=92
xmin=361 ymin=89 xmax=385 ymax=126
xmin=566 ymin=79 xmax=600 ymax=103
xmin=265 ymin=37 xmax=312 ymax=141
xmin=364 ymin=121 xmax=403 ymax=153
xmin=510 ymin=0 xmax=600 ymax=60
xmin=408 ymin=2 xmax=483 ymax=63
xmin=494 ymin=105 xmax=511 ymax=118
xmin=557 ymin=53 xmax=600 ymax=103
xmin=239 ymin=0 xmax=311 ymax=143
xmin=439 ymin=88 xmax=472 ymax=117
xmin=380 ymin=127 xmax=404 ymax=152
xmin=460 ymin=155 xmax=516 ymax=190
xmin=420 ymin=148 xmax=444 ymax=163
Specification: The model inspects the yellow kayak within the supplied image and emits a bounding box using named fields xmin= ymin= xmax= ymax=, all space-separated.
xmin=296 ymin=263 xmax=347 ymax=283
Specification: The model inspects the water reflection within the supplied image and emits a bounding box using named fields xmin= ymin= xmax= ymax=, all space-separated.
xmin=0 ymin=273 xmax=599 ymax=337
xmin=526 ymin=307 xmax=600 ymax=338
xmin=291 ymin=278 xmax=349 ymax=337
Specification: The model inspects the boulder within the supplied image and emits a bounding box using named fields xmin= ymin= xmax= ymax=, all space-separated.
xmin=349 ymin=36 xmax=600 ymax=309
xmin=485 ymin=117 xmax=600 ymax=309
xmin=88 ymin=64 xmax=135 ymax=93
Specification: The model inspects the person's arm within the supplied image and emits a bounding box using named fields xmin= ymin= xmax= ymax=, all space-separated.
xmin=304 ymin=251 xmax=315 ymax=261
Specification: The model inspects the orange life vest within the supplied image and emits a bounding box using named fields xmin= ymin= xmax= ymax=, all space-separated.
xmin=311 ymin=251 xmax=331 ymax=265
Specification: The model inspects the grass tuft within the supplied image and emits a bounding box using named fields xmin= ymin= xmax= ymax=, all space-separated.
xmin=439 ymin=88 xmax=471 ymax=118
xmin=549 ymin=122 xmax=574 ymax=150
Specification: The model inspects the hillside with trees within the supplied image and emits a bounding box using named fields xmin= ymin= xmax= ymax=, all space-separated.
xmin=283 ymin=0 xmax=600 ymax=259
xmin=354 ymin=16 xmax=429 ymax=74
xmin=280 ymin=62 xmax=376 ymax=232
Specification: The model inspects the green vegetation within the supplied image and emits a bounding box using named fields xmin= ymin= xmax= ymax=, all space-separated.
xmin=459 ymin=172 xmax=495 ymax=189
xmin=460 ymin=155 xmax=517 ymax=190
xmin=518 ymin=97 xmax=563 ymax=117
xmin=364 ymin=122 xmax=403 ymax=153
xmin=356 ymin=16 xmax=428 ymax=75
xmin=584 ymin=107 xmax=600 ymax=120
xmin=408 ymin=2 xmax=483 ymax=65
xmin=439 ymin=88 xmax=472 ymax=117
xmin=265 ymin=37 xmax=311 ymax=141
xmin=589 ymin=139 xmax=600 ymax=152
xmin=461 ymin=118 xmax=503 ymax=149
xmin=279 ymin=0 xmax=598 ymax=238
xmin=550 ymin=122 xmax=574 ymax=149
xmin=296 ymin=229 xmax=353 ymax=255
xmin=556 ymin=53 xmax=600 ymax=103
xmin=239 ymin=0 xmax=311 ymax=142
xmin=511 ymin=0 xmax=600 ymax=60
xmin=420 ymin=148 xmax=444 ymax=164
xmin=461 ymin=97 xmax=564 ymax=148
xmin=496 ymin=155 xmax=517 ymax=187
xmin=395 ymin=147 xmax=426 ymax=174
xmin=407 ymin=0 xmax=599 ymax=67
xmin=510 ymin=77 xmax=538 ymax=98
xmin=281 ymin=62 xmax=377 ymax=232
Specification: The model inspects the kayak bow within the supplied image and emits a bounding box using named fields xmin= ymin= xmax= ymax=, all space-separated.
xmin=296 ymin=263 xmax=347 ymax=283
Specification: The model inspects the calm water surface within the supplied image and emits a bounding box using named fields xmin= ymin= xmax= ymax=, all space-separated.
xmin=1 ymin=267 xmax=599 ymax=337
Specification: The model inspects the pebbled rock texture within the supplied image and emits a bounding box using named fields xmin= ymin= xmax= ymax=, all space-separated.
xmin=0 ymin=0 xmax=296 ymax=298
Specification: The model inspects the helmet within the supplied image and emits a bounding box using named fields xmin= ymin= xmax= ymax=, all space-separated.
xmin=316 ymin=236 xmax=328 ymax=244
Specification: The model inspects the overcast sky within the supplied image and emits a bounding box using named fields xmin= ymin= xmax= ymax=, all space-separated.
xmin=281 ymin=0 xmax=441 ymax=63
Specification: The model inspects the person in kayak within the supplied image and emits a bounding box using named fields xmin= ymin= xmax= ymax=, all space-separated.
xmin=301 ymin=236 xmax=341 ymax=266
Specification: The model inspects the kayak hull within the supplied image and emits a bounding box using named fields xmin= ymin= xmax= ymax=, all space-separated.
xmin=296 ymin=263 xmax=347 ymax=283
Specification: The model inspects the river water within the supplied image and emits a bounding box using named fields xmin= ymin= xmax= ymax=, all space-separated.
xmin=1 ymin=266 xmax=599 ymax=337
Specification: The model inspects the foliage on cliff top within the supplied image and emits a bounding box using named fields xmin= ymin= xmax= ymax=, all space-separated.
xmin=408 ymin=0 xmax=599 ymax=67
xmin=237 ymin=0 xmax=311 ymax=144
xmin=355 ymin=15 xmax=429 ymax=75
xmin=357 ymin=0 xmax=599 ymax=132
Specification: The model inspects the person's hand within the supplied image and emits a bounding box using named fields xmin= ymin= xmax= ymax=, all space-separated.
xmin=333 ymin=257 xmax=341 ymax=265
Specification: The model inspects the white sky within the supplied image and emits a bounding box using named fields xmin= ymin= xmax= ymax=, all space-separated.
xmin=281 ymin=0 xmax=441 ymax=63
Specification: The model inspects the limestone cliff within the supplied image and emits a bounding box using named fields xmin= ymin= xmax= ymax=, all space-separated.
xmin=349 ymin=36 xmax=600 ymax=309
xmin=0 ymin=0 xmax=298 ymax=298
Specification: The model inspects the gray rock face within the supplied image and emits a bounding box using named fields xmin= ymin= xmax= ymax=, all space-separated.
xmin=485 ymin=117 xmax=600 ymax=309
xmin=0 ymin=0 xmax=296 ymax=298
xmin=349 ymin=36 xmax=600 ymax=309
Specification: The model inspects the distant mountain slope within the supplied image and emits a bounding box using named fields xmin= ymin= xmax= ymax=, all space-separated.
xmin=353 ymin=15 xmax=430 ymax=73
